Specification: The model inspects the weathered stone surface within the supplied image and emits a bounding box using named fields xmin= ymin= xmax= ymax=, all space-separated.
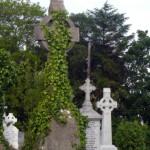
xmin=0 ymin=144 xmax=4 ymax=149
xmin=97 ymin=88 xmax=118 ymax=150
xmin=38 ymin=118 xmax=80 ymax=150
xmin=34 ymin=0 xmax=79 ymax=51
xmin=86 ymin=120 xmax=101 ymax=150
xmin=80 ymin=78 xmax=102 ymax=150
xmin=49 ymin=0 xmax=65 ymax=14
xmin=100 ymin=145 xmax=118 ymax=150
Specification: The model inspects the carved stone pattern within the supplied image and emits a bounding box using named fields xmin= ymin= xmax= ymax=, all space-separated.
xmin=98 ymin=98 xmax=117 ymax=112
xmin=80 ymin=78 xmax=96 ymax=93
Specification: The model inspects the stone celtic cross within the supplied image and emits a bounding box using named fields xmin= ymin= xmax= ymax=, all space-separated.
xmin=34 ymin=0 xmax=79 ymax=51
xmin=80 ymin=78 xmax=96 ymax=109
xmin=97 ymin=88 xmax=117 ymax=146
xmin=97 ymin=88 xmax=117 ymax=113
xmin=80 ymin=42 xmax=96 ymax=109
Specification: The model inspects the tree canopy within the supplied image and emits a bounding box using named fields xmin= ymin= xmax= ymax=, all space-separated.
xmin=0 ymin=0 xmax=45 ymax=52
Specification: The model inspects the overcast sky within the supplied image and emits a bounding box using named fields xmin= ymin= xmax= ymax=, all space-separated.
xmin=31 ymin=0 xmax=150 ymax=36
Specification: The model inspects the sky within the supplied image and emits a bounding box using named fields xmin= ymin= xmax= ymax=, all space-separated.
xmin=31 ymin=0 xmax=150 ymax=36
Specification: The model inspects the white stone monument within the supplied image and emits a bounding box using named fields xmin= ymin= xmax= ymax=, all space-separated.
xmin=97 ymin=88 xmax=118 ymax=150
xmin=3 ymin=113 xmax=19 ymax=149
xmin=80 ymin=78 xmax=102 ymax=150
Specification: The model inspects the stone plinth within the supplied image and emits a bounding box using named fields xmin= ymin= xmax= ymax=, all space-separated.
xmin=37 ymin=118 xmax=80 ymax=150
xmin=100 ymin=145 xmax=118 ymax=150
xmin=81 ymin=108 xmax=102 ymax=150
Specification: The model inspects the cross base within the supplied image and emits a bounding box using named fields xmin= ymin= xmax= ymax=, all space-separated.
xmin=100 ymin=145 xmax=118 ymax=150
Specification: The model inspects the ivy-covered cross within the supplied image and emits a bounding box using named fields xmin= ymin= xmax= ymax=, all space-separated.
xmin=34 ymin=0 xmax=79 ymax=51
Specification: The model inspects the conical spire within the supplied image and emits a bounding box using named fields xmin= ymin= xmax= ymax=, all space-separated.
xmin=49 ymin=0 xmax=65 ymax=15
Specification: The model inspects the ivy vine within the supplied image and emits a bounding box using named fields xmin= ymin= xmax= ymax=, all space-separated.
xmin=23 ymin=11 xmax=88 ymax=150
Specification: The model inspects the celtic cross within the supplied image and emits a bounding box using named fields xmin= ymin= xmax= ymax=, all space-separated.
xmin=34 ymin=0 xmax=79 ymax=51
xmin=97 ymin=88 xmax=117 ymax=145
xmin=80 ymin=42 xmax=96 ymax=109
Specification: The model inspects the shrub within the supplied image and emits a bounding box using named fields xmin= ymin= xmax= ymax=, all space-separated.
xmin=114 ymin=120 xmax=148 ymax=150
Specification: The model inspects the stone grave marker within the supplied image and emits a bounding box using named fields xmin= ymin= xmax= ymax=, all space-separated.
xmin=80 ymin=42 xmax=102 ymax=150
xmin=80 ymin=78 xmax=102 ymax=150
xmin=3 ymin=113 xmax=19 ymax=149
xmin=33 ymin=1 xmax=80 ymax=150
xmin=34 ymin=0 xmax=79 ymax=51
xmin=36 ymin=118 xmax=80 ymax=150
xmin=97 ymin=88 xmax=118 ymax=150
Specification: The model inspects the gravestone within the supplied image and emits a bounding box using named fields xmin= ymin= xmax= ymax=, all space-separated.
xmin=80 ymin=78 xmax=102 ymax=150
xmin=34 ymin=1 xmax=81 ymax=150
xmin=3 ymin=113 xmax=19 ymax=149
xmin=97 ymin=88 xmax=118 ymax=150
xmin=0 ymin=144 xmax=4 ymax=149
xmin=37 ymin=118 xmax=80 ymax=150
xmin=34 ymin=0 xmax=79 ymax=51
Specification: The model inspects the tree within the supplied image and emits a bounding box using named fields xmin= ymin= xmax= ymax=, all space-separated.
xmin=67 ymin=44 xmax=88 ymax=107
xmin=0 ymin=0 xmax=47 ymax=130
xmin=0 ymin=0 xmax=45 ymax=52
xmin=5 ymin=56 xmax=45 ymax=131
xmin=122 ymin=30 xmax=150 ymax=123
xmin=0 ymin=49 xmax=18 ymax=115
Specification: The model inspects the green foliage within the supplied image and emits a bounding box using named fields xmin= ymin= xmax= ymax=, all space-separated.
xmin=146 ymin=126 xmax=150 ymax=149
xmin=5 ymin=57 xmax=45 ymax=131
xmin=114 ymin=121 xmax=148 ymax=150
xmin=0 ymin=49 xmax=18 ymax=117
xmin=23 ymin=11 xmax=88 ymax=150
xmin=0 ymin=0 xmax=45 ymax=51
xmin=121 ymin=30 xmax=150 ymax=123
xmin=0 ymin=49 xmax=18 ymax=93
xmin=0 ymin=130 xmax=12 ymax=150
